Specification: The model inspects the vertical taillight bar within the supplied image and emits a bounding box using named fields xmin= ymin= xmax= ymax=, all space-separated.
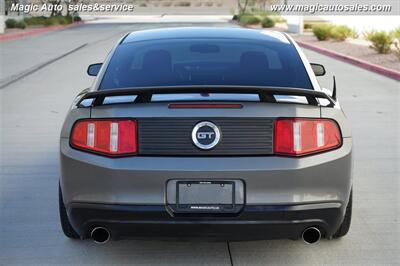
xmin=110 ymin=123 xmax=118 ymax=152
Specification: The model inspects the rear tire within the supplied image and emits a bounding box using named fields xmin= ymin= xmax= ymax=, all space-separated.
xmin=59 ymin=185 xmax=80 ymax=239
xmin=333 ymin=189 xmax=352 ymax=238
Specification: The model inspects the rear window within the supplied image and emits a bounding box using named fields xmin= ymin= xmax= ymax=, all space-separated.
xmin=100 ymin=38 xmax=313 ymax=90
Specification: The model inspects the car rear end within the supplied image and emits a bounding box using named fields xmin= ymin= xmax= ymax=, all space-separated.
xmin=59 ymin=28 xmax=353 ymax=242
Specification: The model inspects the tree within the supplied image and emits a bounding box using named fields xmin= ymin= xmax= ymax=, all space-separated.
xmin=5 ymin=0 xmax=19 ymax=15
xmin=238 ymin=0 xmax=250 ymax=15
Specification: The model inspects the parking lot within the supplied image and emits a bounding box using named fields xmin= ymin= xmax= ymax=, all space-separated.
xmin=0 ymin=21 xmax=399 ymax=265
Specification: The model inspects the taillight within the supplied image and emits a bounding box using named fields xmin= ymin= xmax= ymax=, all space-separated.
xmin=70 ymin=119 xmax=137 ymax=156
xmin=274 ymin=118 xmax=341 ymax=156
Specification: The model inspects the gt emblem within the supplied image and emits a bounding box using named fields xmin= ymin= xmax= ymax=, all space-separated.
xmin=197 ymin=132 xmax=215 ymax=139
xmin=192 ymin=121 xmax=221 ymax=150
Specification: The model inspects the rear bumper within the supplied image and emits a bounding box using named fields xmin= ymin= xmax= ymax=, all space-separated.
xmin=67 ymin=202 xmax=344 ymax=241
xmin=61 ymin=137 xmax=352 ymax=240
xmin=60 ymin=138 xmax=352 ymax=206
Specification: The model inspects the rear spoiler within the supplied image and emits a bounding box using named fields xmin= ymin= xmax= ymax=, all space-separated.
xmin=76 ymin=86 xmax=336 ymax=107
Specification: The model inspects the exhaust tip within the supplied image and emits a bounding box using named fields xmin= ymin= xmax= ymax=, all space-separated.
xmin=302 ymin=227 xmax=321 ymax=244
xmin=90 ymin=227 xmax=110 ymax=244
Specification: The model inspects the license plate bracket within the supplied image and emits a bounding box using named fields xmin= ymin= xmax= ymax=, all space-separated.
xmin=175 ymin=181 xmax=235 ymax=213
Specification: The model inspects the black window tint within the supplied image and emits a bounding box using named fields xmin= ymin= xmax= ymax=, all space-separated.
xmin=100 ymin=39 xmax=313 ymax=90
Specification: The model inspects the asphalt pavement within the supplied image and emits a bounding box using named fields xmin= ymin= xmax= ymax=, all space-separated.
xmin=0 ymin=22 xmax=399 ymax=265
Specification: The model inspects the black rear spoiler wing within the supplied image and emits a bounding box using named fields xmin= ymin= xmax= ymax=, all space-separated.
xmin=77 ymin=86 xmax=336 ymax=107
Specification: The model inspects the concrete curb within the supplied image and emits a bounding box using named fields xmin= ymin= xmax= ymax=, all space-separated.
xmin=0 ymin=22 xmax=83 ymax=42
xmin=296 ymin=40 xmax=400 ymax=81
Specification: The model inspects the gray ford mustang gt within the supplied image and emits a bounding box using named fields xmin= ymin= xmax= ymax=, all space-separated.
xmin=59 ymin=27 xmax=353 ymax=244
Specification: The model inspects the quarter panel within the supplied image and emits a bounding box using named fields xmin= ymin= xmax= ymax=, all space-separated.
xmin=321 ymin=106 xmax=352 ymax=138
xmin=60 ymin=108 xmax=91 ymax=138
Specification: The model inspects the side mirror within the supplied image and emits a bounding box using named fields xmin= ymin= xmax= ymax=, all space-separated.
xmin=310 ymin=63 xmax=326 ymax=76
xmin=87 ymin=63 xmax=102 ymax=76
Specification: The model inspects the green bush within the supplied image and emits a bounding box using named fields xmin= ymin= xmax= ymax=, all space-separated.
xmin=269 ymin=15 xmax=285 ymax=23
xmin=174 ymin=1 xmax=191 ymax=7
xmin=364 ymin=30 xmax=394 ymax=54
xmin=393 ymin=27 xmax=400 ymax=60
xmin=239 ymin=14 xmax=260 ymax=25
xmin=393 ymin=39 xmax=400 ymax=60
xmin=312 ymin=24 xmax=333 ymax=41
xmin=252 ymin=11 xmax=285 ymax=23
xmin=44 ymin=17 xmax=60 ymax=26
xmin=23 ymin=15 xmax=75 ymax=26
xmin=64 ymin=15 xmax=73 ymax=24
xmin=53 ymin=16 xmax=68 ymax=25
xmin=24 ymin=16 xmax=47 ymax=25
xmin=74 ymin=16 xmax=82 ymax=22
xmin=330 ymin=25 xmax=352 ymax=41
xmin=304 ymin=23 xmax=312 ymax=30
xmin=5 ymin=18 xmax=17 ymax=28
xmin=393 ymin=26 xmax=400 ymax=39
xmin=15 ymin=20 xmax=27 ymax=29
xmin=261 ymin=17 xmax=275 ymax=28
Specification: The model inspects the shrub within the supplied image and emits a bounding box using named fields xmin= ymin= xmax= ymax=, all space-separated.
xmin=54 ymin=16 xmax=68 ymax=25
xmin=73 ymin=16 xmax=82 ymax=22
xmin=261 ymin=17 xmax=275 ymax=28
xmin=270 ymin=15 xmax=285 ymax=23
xmin=364 ymin=30 xmax=394 ymax=54
xmin=174 ymin=1 xmax=191 ymax=7
xmin=5 ymin=18 xmax=17 ymax=28
xmin=252 ymin=10 xmax=274 ymax=17
xmin=24 ymin=16 xmax=46 ymax=25
xmin=393 ymin=26 xmax=400 ymax=39
xmin=239 ymin=14 xmax=260 ymax=25
xmin=312 ymin=24 xmax=334 ymax=41
xmin=44 ymin=17 xmax=60 ymax=26
xmin=393 ymin=39 xmax=400 ymax=60
xmin=253 ymin=11 xmax=285 ymax=23
xmin=304 ymin=23 xmax=312 ymax=30
xmin=330 ymin=25 xmax=352 ymax=41
xmin=15 ymin=20 xmax=27 ymax=29
xmin=64 ymin=15 xmax=73 ymax=24
xmin=393 ymin=27 xmax=400 ymax=60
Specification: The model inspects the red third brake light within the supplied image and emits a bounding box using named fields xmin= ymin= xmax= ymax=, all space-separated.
xmin=71 ymin=119 xmax=137 ymax=156
xmin=274 ymin=118 xmax=341 ymax=156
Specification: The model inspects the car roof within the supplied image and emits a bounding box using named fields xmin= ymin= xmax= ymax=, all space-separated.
xmin=122 ymin=27 xmax=291 ymax=44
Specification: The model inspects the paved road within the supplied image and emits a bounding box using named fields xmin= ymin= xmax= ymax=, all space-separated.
xmin=0 ymin=22 xmax=399 ymax=265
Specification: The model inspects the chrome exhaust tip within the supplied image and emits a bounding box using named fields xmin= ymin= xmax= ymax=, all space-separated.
xmin=90 ymin=227 xmax=110 ymax=244
xmin=302 ymin=227 xmax=321 ymax=244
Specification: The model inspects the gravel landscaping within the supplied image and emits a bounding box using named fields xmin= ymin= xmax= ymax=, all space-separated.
xmin=292 ymin=34 xmax=400 ymax=72
xmin=243 ymin=23 xmax=399 ymax=73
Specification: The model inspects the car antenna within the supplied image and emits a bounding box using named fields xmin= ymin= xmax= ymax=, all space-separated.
xmin=332 ymin=75 xmax=337 ymax=101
